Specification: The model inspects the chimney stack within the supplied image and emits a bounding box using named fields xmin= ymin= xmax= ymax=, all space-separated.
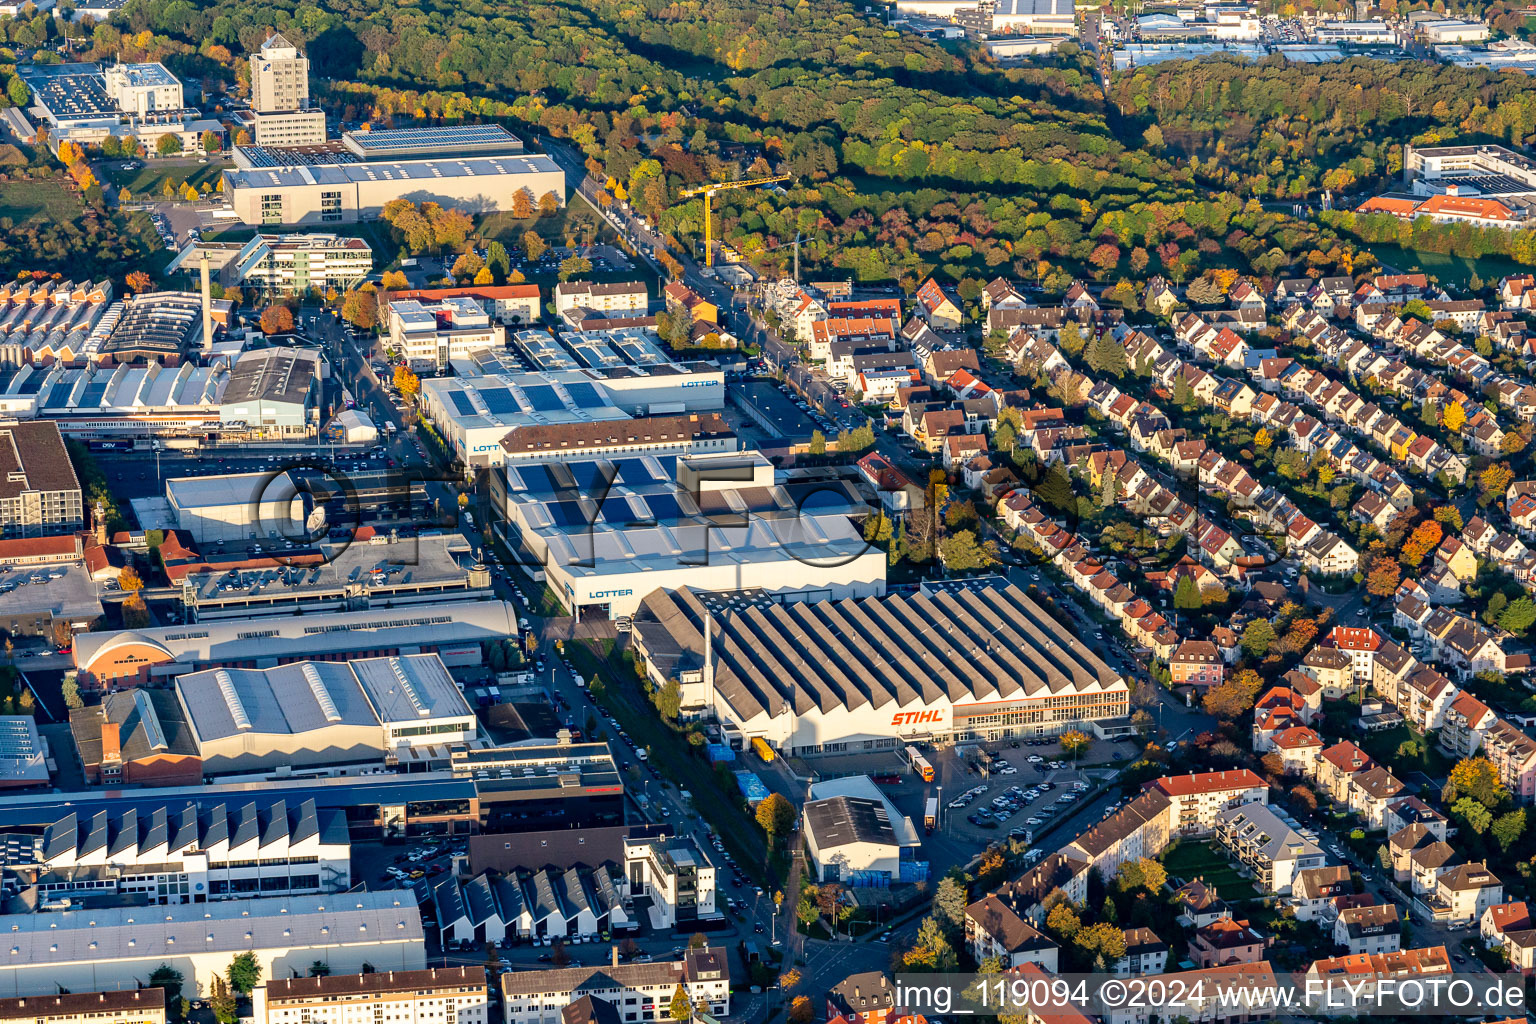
xmin=100 ymin=721 xmax=121 ymax=764
xmin=199 ymin=252 xmax=214 ymax=351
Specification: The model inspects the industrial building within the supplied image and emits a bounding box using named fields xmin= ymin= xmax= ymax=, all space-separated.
xmin=450 ymin=743 xmax=626 ymax=831
xmin=0 ymin=421 xmax=83 ymax=537
xmin=1403 ymin=144 xmax=1536 ymax=198
xmin=419 ymin=364 xmax=726 ymax=475
xmin=91 ymin=291 xmax=226 ymax=366
xmin=0 ymin=277 xmax=113 ymax=368
xmin=248 ymin=34 xmax=326 ymax=147
xmin=175 ymin=533 xmax=491 ymax=621
xmin=802 ymin=775 xmax=923 ymax=885
xmin=0 ymin=893 xmax=425 ymax=999
xmin=421 ymin=865 xmax=633 ymax=946
xmin=0 ymin=716 xmax=50 ymax=789
xmin=17 ymin=61 xmax=222 ymax=154
xmin=29 ymin=797 xmax=352 ymax=903
xmin=492 ymin=452 xmax=885 ymax=619
xmin=164 ymin=471 xmax=307 ymax=545
xmin=167 ymin=234 xmax=373 ymax=294
xmin=71 ymin=599 xmax=520 ymax=690
xmin=173 ymin=654 xmax=477 ymax=775
xmin=70 ymin=689 xmax=205 ymax=786
xmin=0 ymin=347 xmax=315 ymax=443
xmin=222 ymin=125 xmax=564 ymax=227
xmin=254 ymin=968 xmax=489 ymax=1024
xmin=632 ymin=579 xmax=1129 ymax=756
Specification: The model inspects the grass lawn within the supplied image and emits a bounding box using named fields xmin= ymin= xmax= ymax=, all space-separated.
xmin=100 ymin=158 xmax=229 ymax=199
xmin=1365 ymin=243 xmax=1525 ymax=292
xmin=0 ymin=179 xmax=86 ymax=225
xmin=1160 ymin=839 xmax=1259 ymax=901
xmin=1357 ymin=723 xmax=1453 ymax=783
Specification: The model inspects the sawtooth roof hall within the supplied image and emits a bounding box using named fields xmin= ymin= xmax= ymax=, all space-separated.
xmin=633 ymin=581 xmax=1129 ymax=756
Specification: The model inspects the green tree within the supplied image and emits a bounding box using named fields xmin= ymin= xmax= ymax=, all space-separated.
xmin=156 ymin=133 xmax=184 ymax=156
xmin=1498 ymin=597 xmax=1536 ymax=635
xmin=8 ymin=76 xmax=30 ymax=107
xmin=227 ymin=951 xmax=261 ymax=995
xmin=1059 ymin=729 xmax=1090 ymax=759
xmin=940 ymin=529 xmax=995 ymax=571
xmin=656 ymin=678 xmax=682 ymax=721
xmin=932 ymin=876 xmax=968 ymax=931
xmin=1445 ymin=757 xmax=1508 ymax=810
xmin=558 ymin=255 xmax=592 ymax=280
xmin=308 ymin=961 xmax=330 ymax=977
xmin=1173 ymin=576 xmax=1201 ymax=611
xmin=209 ymin=977 xmax=237 ymax=1024
xmin=61 ymin=675 xmax=83 ymax=709
xmin=1239 ymin=619 xmax=1276 ymax=658
xmin=809 ymin=429 xmax=826 ymax=455
xmin=1492 ymin=809 xmax=1527 ymax=852
xmin=149 ymin=965 xmax=184 ymax=1005
xmin=487 ymin=240 xmax=511 ymax=282
xmin=522 ymin=231 xmax=548 ymax=262
xmin=1453 ymin=797 xmax=1493 ymax=834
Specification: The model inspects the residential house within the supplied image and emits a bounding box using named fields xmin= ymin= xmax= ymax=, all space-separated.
xmin=1190 ymin=918 xmax=1267 ymax=968
xmin=1428 ymin=862 xmax=1503 ymax=928
xmin=1348 ymin=766 xmax=1405 ymax=829
xmin=1438 ymin=692 xmax=1496 ymax=759
xmin=1115 ymin=928 xmax=1169 ymax=977
xmin=1481 ymin=719 xmax=1536 ymax=804
xmin=964 ymin=895 xmax=1060 ymax=971
xmin=1147 ymin=770 xmax=1268 ymax=836
xmin=1170 ymin=640 xmax=1225 ymax=689
xmin=1291 ymin=866 xmax=1354 ymax=923
xmin=1315 ymin=742 xmax=1374 ymax=806
xmin=915 ymin=279 xmax=963 ymax=331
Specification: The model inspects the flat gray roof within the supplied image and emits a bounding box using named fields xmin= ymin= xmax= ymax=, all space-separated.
xmin=225 ymin=153 xmax=561 ymax=189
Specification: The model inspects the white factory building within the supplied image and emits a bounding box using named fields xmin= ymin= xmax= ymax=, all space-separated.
xmin=633 ymin=580 xmax=1131 ymax=756
xmin=0 ymin=893 xmax=425 ymax=999
xmin=173 ymin=654 xmax=478 ymax=775
xmin=420 ymin=360 xmax=726 ymax=476
xmin=73 ymin=600 xmax=519 ymax=690
xmin=164 ymin=471 xmax=306 ymax=544
xmin=387 ymin=297 xmax=503 ymax=371
xmin=254 ymin=968 xmax=489 ymax=1024
xmin=495 ymin=452 xmax=886 ymax=619
xmin=222 ymin=125 xmax=564 ymax=227
xmin=34 ymin=798 xmax=351 ymax=904
xmin=802 ymin=775 xmax=923 ymax=884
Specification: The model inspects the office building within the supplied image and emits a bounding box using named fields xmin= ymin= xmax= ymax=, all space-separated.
xmin=222 ymin=125 xmax=563 ymax=227
xmin=633 ymin=578 xmax=1128 ymax=756
xmin=0 ymin=893 xmax=424 ymax=999
xmin=31 ymin=797 xmax=351 ymax=903
xmin=387 ymin=297 xmax=503 ymax=371
xmin=499 ymin=949 xmax=729 ymax=1024
xmin=989 ymin=0 xmax=1077 ymax=34
xmin=1417 ymin=18 xmax=1488 ymax=43
xmin=255 ymin=968 xmax=488 ymax=1024
xmin=168 ymin=234 xmax=373 ymax=294
xmin=0 ymin=991 xmax=165 ymax=1024
xmin=494 ymin=452 xmax=884 ymax=619
xmin=391 ymin=285 xmax=541 ymax=326
xmin=623 ymin=833 xmax=718 ymax=928
xmin=71 ymin=599 xmax=520 ymax=690
xmin=173 ymin=654 xmax=477 ymax=775
xmin=248 ymin=34 xmax=326 ymax=146
xmin=17 ymin=62 xmax=221 ymax=154
xmin=0 ymin=422 xmax=83 ymax=537
xmin=0 ymin=716 xmax=49 ymax=789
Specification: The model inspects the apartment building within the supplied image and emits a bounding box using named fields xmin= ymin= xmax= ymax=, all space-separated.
xmin=1213 ymin=802 xmax=1324 ymax=894
xmin=965 ymin=895 xmax=1060 ymax=970
xmin=1148 ymin=769 xmax=1267 ymax=836
xmin=0 ymin=421 xmax=84 ymax=538
xmin=500 ymin=949 xmax=729 ymax=1024
xmin=1333 ymin=904 xmax=1401 ymax=955
xmin=255 ymin=969 xmax=488 ymax=1024
xmin=554 ymin=281 xmax=649 ymax=319
xmin=1115 ymin=928 xmax=1168 ymax=976
xmin=0 ymin=991 xmax=166 ymax=1024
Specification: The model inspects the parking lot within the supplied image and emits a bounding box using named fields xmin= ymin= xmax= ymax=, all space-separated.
xmin=728 ymin=379 xmax=831 ymax=443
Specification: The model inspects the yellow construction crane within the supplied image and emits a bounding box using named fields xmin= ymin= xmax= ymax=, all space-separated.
xmin=679 ymin=174 xmax=792 ymax=268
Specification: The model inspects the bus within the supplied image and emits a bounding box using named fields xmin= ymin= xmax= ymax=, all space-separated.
xmin=906 ymin=745 xmax=935 ymax=783
xmin=752 ymin=737 xmax=776 ymax=764
xmin=924 ymin=796 xmax=939 ymax=835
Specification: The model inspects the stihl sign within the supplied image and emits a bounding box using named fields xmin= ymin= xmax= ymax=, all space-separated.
xmin=892 ymin=710 xmax=944 ymax=728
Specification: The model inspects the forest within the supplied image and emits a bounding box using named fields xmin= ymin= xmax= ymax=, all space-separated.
xmin=18 ymin=0 xmax=1536 ymax=287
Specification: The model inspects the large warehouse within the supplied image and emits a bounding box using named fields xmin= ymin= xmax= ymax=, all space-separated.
xmin=492 ymin=452 xmax=886 ymax=619
xmin=173 ymin=654 xmax=478 ymax=775
xmin=632 ymin=579 xmax=1129 ymax=756
xmin=72 ymin=599 xmax=519 ymax=690
xmin=419 ymin=360 xmax=726 ymax=476
xmin=0 ymin=893 xmax=424 ymax=999
xmin=165 ymin=471 xmax=305 ymax=544
xmin=222 ymin=124 xmax=565 ymax=226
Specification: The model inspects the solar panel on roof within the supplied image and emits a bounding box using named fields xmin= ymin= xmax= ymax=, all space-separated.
xmin=522 ymin=385 xmax=564 ymax=412
xmin=644 ymin=494 xmax=683 ymax=524
xmin=565 ymin=382 xmax=604 ymax=408
xmin=548 ymin=500 xmax=593 ymax=527
xmin=600 ymin=497 xmax=647 ymax=525
xmin=479 ymin=388 xmax=521 ymax=416
xmin=79 ymin=382 xmax=108 ymax=406
xmin=448 ymin=390 xmax=478 ymax=416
